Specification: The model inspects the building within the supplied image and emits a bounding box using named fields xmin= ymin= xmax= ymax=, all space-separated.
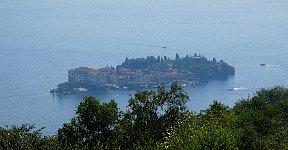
xmin=68 ymin=66 xmax=192 ymax=88
xmin=68 ymin=67 xmax=91 ymax=84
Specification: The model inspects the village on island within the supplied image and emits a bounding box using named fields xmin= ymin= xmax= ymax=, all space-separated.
xmin=51 ymin=53 xmax=235 ymax=94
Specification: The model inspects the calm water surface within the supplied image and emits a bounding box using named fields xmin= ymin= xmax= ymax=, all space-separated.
xmin=1 ymin=0 xmax=288 ymax=135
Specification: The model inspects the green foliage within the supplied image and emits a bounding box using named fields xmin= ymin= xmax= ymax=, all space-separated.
xmin=57 ymin=96 xmax=119 ymax=149
xmin=4 ymin=86 xmax=288 ymax=149
xmin=175 ymin=53 xmax=180 ymax=60
xmin=117 ymin=54 xmax=235 ymax=80
xmin=54 ymin=82 xmax=81 ymax=93
xmin=0 ymin=124 xmax=59 ymax=150
xmin=159 ymin=113 xmax=238 ymax=150
xmin=233 ymin=86 xmax=288 ymax=149
xmin=199 ymin=100 xmax=232 ymax=124
xmin=115 ymin=82 xmax=189 ymax=148
xmin=57 ymin=82 xmax=80 ymax=88
xmin=158 ymin=101 xmax=238 ymax=150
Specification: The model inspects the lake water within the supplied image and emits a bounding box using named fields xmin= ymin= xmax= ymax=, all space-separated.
xmin=1 ymin=0 xmax=288 ymax=135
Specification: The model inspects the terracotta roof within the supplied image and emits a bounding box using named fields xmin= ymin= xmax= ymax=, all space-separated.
xmin=68 ymin=67 xmax=93 ymax=73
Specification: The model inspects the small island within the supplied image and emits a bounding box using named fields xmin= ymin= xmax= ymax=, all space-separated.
xmin=51 ymin=53 xmax=235 ymax=94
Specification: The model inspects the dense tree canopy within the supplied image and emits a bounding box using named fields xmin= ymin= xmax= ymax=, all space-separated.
xmin=117 ymin=54 xmax=235 ymax=80
xmin=116 ymin=83 xmax=189 ymax=148
xmin=57 ymin=96 xmax=119 ymax=149
xmin=233 ymin=86 xmax=288 ymax=149
xmin=0 ymin=124 xmax=57 ymax=149
xmin=1 ymin=85 xmax=288 ymax=149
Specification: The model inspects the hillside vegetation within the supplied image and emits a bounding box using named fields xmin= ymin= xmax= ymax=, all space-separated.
xmin=1 ymin=84 xmax=288 ymax=149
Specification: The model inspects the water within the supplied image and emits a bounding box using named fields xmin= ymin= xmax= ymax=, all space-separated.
xmin=1 ymin=0 xmax=288 ymax=135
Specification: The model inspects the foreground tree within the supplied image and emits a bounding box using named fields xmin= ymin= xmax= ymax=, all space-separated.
xmin=159 ymin=101 xmax=238 ymax=150
xmin=116 ymin=83 xmax=189 ymax=148
xmin=159 ymin=115 xmax=238 ymax=150
xmin=4 ymin=86 xmax=288 ymax=149
xmin=58 ymin=96 xmax=119 ymax=149
xmin=0 ymin=124 xmax=58 ymax=150
xmin=233 ymin=86 xmax=288 ymax=149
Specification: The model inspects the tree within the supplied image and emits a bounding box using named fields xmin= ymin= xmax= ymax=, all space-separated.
xmin=199 ymin=100 xmax=232 ymax=126
xmin=0 ymin=124 xmax=59 ymax=149
xmin=175 ymin=53 xmax=180 ymax=60
xmin=117 ymin=82 xmax=189 ymax=148
xmin=159 ymin=113 xmax=238 ymax=150
xmin=157 ymin=56 xmax=161 ymax=62
xmin=164 ymin=56 xmax=168 ymax=61
xmin=159 ymin=101 xmax=238 ymax=150
xmin=233 ymin=87 xmax=288 ymax=149
xmin=58 ymin=96 xmax=119 ymax=149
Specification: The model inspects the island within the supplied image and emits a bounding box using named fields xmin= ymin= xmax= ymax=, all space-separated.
xmin=51 ymin=53 xmax=235 ymax=94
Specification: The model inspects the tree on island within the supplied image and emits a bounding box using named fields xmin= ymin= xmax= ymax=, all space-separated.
xmin=175 ymin=53 xmax=180 ymax=60
xmin=117 ymin=54 xmax=235 ymax=81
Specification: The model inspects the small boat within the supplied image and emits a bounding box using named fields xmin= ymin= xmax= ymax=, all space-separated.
xmin=181 ymin=84 xmax=187 ymax=87
xmin=228 ymin=88 xmax=234 ymax=91
xmin=228 ymin=87 xmax=247 ymax=91
xmin=260 ymin=64 xmax=265 ymax=66
xmin=163 ymin=46 xmax=167 ymax=49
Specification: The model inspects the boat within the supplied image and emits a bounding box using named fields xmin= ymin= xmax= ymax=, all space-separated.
xmin=228 ymin=87 xmax=247 ymax=91
xmin=228 ymin=88 xmax=234 ymax=91
xmin=260 ymin=64 xmax=265 ymax=66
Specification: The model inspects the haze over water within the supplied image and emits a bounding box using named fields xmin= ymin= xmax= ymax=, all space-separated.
xmin=1 ymin=0 xmax=288 ymax=135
